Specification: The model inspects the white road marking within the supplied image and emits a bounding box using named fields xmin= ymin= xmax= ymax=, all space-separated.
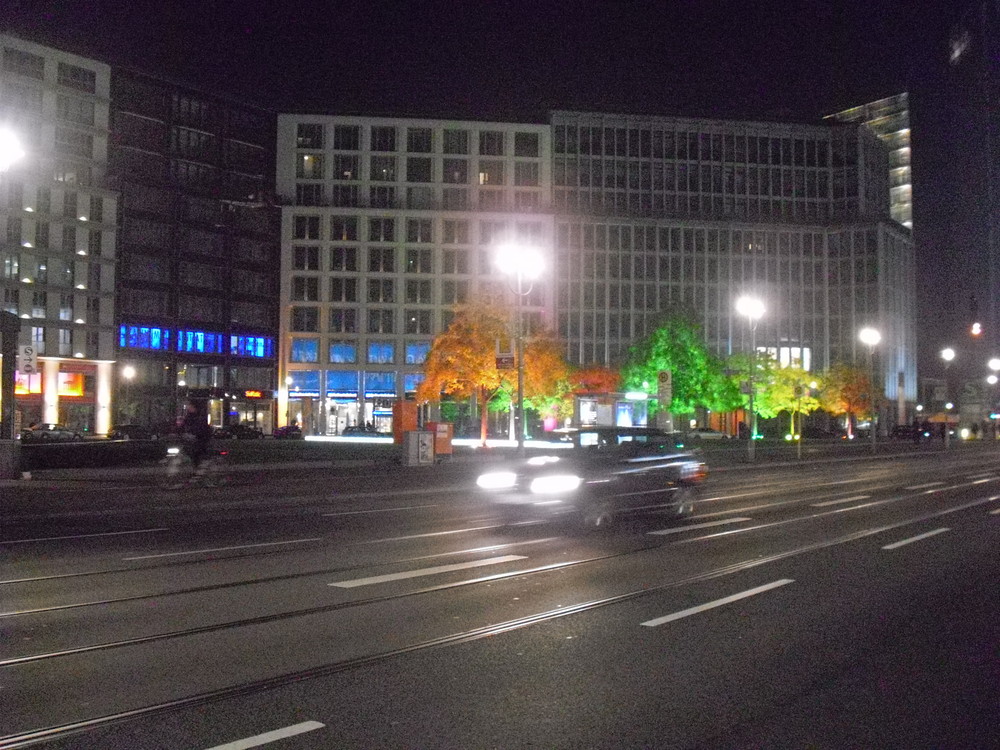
xmin=648 ymin=518 xmax=752 ymax=535
xmin=881 ymin=527 xmax=950 ymax=550
xmin=203 ymin=721 xmax=325 ymax=750
xmin=1 ymin=528 xmax=168 ymax=545
xmin=972 ymin=479 xmax=993 ymax=485
xmin=369 ymin=525 xmax=501 ymax=542
xmin=904 ymin=482 xmax=945 ymax=490
xmin=811 ymin=495 xmax=871 ymax=508
xmin=329 ymin=555 xmax=527 ymax=588
xmin=641 ymin=579 xmax=794 ymax=627
xmin=323 ymin=504 xmax=438 ymax=516
xmin=124 ymin=538 xmax=323 ymax=561
xmin=989 ymin=508 xmax=1000 ymax=515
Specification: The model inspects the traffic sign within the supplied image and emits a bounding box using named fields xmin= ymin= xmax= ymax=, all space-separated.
xmin=657 ymin=369 xmax=672 ymax=404
xmin=496 ymin=354 xmax=515 ymax=370
xmin=17 ymin=344 xmax=37 ymax=374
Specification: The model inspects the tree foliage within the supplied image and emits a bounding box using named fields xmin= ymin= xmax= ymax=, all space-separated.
xmin=571 ymin=365 xmax=621 ymax=395
xmin=818 ymin=362 xmax=874 ymax=434
xmin=754 ymin=364 xmax=822 ymax=433
xmin=621 ymin=309 xmax=740 ymax=414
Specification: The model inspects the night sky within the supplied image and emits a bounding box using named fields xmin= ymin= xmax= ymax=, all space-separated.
xmin=1 ymin=0 xmax=976 ymax=368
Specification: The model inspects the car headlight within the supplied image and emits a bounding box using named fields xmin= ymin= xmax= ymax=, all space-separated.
xmin=530 ymin=474 xmax=582 ymax=494
xmin=477 ymin=471 xmax=518 ymax=490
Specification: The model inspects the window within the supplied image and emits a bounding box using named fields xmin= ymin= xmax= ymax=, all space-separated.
xmin=296 ymin=123 xmax=324 ymax=149
xmin=290 ymin=339 xmax=319 ymax=363
xmin=57 ymin=95 xmax=95 ymax=126
xmin=405 ymin=310 xmax=432 ymax=334
xmin=333 ymin=124 xmax=360 ymax=150
xmin=515 ymin=161 xmax=539 ymax=186
xmin=369 ymin=217 xmax=395 ymax=242
xmin=330 ymin=216 xmax=358 ymax=241
xmin=57 ymin=62 xmax=96 ymax=92
xmin=62 ymin=225 xmax=76 ymax=252
xmin=479 ymin=160 xmax=504 ymax=185
xmin=443 ymin=220 xmax=469 ymax=245
xmin=442 ymin=248 xmax=469 ymax=274
xmin=293 ymin=215 xmax=320 ymax=239
xmin=442 ymin=188 xmax=468 ymax=209
xmin=367 ymin=279 xmax=394 ymax=302
xmin=296 ymin=183 xmax=324 ymax=205
xmin=371 ymin=126 xmax=396 ymax=152
xmin=63 ymin=191 xmax=78 ymax=219
xmin=443 ymin=159 xmax=468 ymax=184
xmin=330 ymin=246 xmax=357 ymax=271
xmin=515 ymin=132 xmax=540 ymax=157
xmin=370 ymin=155 xmax=396 ymax=181
xmin=333 ymin=154 xmax=359 ymax=180
xmin=293 ymin=246 xmax=320 ymax=271
xmin=406 ymin=279 xmax=433 ymax=303
xmin=443 ymin=129 xmax=469 ymax=154
xmin=479 ymin=131 xmax=505 ymax=155
xmin=291 ymin=307 xmax=318 ymax=332
xmin=331 ymin=185 xmax=360 ymax=207
xmin=370 ymin=186 xmax=396 ymax=208
xmin=406 ymin=157 xmax=433 ymax=183
xmin=367 ymin=341 xmax=395 ymax=364
xmin=406 ymin=218 xmax=433 ymax=243
xmin=31 ymin=326 xmax=45 ymax=354
xmin=329 ymin=308 xmax=358 ymax=333
xmin=88 ymin=230 xmax=102 ymax=256
xmin=58 ymin=293 xmax=74 ymax=320
xmin=406 ymin=247 xmax=433 ymax=274
xmin=3 ymin=48 xmax=44 ymax=79
xmin=441 ymin=279 xmax=468 ymax=304
xmin=407 ymin=187 xmax=434 ymax=209
xmin=291 ymin=276 xmax=319 ymax=302
xmin=330 ymin=277 xmax=358 ymax=302
xmin=32 ymin=290 xmax=47 ymax=318
xmin=405 ymin=342 xmax=431 ymax=364
xmin=329 ymin=341 xmax=357 ymax=363
xmin=296 ymin=154 xmax=324 ymax=179
xmin=479 ymin=190 xmax=504 ymax=210
xmin=89 ymin=195 xmax=103 ymax=223
xmin=368 ymin=308 xmax=395 ymax=333
xmin=407 ymin=127 xmax=433 ymax=152
xmin=515 ymin=191 xmax=539 ymax=210
xmin=55 ymin=127 xmax=93 ymax=158
xmin=368 ymin=247 xmax=395 ymax=272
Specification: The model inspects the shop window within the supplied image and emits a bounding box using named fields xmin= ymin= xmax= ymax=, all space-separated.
xmin=290 ymin=339 xmax=319 ymax=363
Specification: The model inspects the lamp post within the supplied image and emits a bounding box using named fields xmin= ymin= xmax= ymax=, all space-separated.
xmin=735 ymin=296 xmax=765 ymax=462
xmin=859 ymin=327 xmax=881 ymax=454
xmin=121 ymin=365 xmax=136 ymax=423
xmin=0 ymin=129 xmax=25 ymax=444
xmin=495 ymin=243 xmax=544 ymax=457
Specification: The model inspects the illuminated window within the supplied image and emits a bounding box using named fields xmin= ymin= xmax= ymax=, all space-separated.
xmin=290 ymin=339 xmax=318 ymax=363
xmin=403 ymin=373 xmax=425 ymax=393
xmin=329 ymin=341 xmax=357 ymax=363
xmin=405 ymin=342 xmax=430 ymax=364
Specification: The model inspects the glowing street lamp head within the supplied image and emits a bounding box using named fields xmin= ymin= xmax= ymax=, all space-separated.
xmin=858 ymin=327 xmax=881 ymax=348
xmin=0 ymin=128 xmax=25 ymax=172
xmin=121 ymin=365 xmax=136 ymax=381
xmin=494 ymin=243 xmax=544 ymax=281
xmin=989 ymin=358 xmax=1000 ymax=372
xmin=941 ymin=347 xmax=956 ymax=363
xmin=735 ymin=296 xmax=765 ymax=321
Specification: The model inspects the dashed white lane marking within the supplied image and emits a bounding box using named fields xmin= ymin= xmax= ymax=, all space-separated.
xmin=124 ymin=537 xmax=323 ymax=561
xmin=989 ymin=508 xmax=1000 ymax=515
xmin=203 ymin=721 xmax=325 ymax=750
xmin=811 ymin=495 xmax=871 ymax=508
xmin=881 ymin=528 xmax=950 ymax=550
xmin=648 ymin=518 xmax=752 ymax=536
xmin=641 ymin=579 xmax=794 ymax=627
xmin=972 ymin=479 xmax=993 ymax=485
xmin=329 ymin=555 xmax=527 ymax=588
xmin=1 ymin=528 xmax=167 ymax=545
xmin=323 ymin=504 xmax=438 ymax=516
xmin=369 ymin=525 xmax=501 ymax=542
xmin=904 ymin=482 xmax=945 ymax=490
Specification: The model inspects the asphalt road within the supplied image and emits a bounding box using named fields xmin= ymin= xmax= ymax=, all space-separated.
xmin=1 ymin=444 xmax=999 ymax=749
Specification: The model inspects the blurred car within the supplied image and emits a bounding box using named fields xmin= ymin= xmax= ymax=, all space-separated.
xmin=342 ymin=425 xmax=376 ymax=436
xmin=214 ymin=423 xmax=264 ymax=440
xmin=20 ymin=423 xmax=82 ymax=442
xmin=476 ymin=426 xmax=706 ymax=528
xmin=109 ymin=424 xmax=158 ymax=440
xmin=689 ymin=427 xmax=729 ymax=440
xmin=272 ymin=424 xmax=303 ymax=440
xmin=891 ymin=424 xmax=932 ymax=441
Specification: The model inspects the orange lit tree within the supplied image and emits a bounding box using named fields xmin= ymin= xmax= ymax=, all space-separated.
xmin=818 ymin=361 xmax=873 ymax=438
xmin=571 ymin=365 xmax=622 ymax=395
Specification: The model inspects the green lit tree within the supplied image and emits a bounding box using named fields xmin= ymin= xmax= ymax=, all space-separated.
xmin=753 ymin=364 xmax=822 ymax=436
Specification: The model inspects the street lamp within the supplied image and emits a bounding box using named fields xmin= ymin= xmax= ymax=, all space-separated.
xmin=121 ymin=365 xmax=136 ymax=423
xmin=495 ymin=242 xmax=544 ymax=457
xmin=859 ymin=326 xmax=881 ymax=454
xmin=735 ymin=295 xmax=764 ymax=462
xmin=0 ymin=128 xmax=25 ymax=443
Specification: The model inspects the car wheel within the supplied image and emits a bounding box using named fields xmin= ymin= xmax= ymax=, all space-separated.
xmin=581 ymin=501 xmax=615 ymax=529
xmin=674 ymin=485 xmax=698 ymax=517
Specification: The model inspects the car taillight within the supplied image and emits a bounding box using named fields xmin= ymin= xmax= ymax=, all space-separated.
xmin=679 ymin=461 xmax=707 ymax=481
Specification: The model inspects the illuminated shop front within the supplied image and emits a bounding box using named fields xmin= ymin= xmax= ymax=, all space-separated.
xmin=13 ymin=357 xmax=114 ymax=435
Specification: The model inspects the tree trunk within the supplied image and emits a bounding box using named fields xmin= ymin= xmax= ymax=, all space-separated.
xmin=479 ymin=386 xmax=489 ymax=447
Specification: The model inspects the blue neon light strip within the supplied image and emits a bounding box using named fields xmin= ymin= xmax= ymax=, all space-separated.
xmin=119 ymin=324 xmax=275 ymax=359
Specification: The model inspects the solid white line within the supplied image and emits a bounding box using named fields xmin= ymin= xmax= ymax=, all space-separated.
xmin=1 ymin=528 xmax=168 ymax=545
xmin=203 ymin=721 xmax=325 ymax=750
xmin=329 ymin=555 xmax=527 ymax=588
xmin=124 ymin=538 xmax=323 ymax=561
xmin=648 ymin=518 xmax=752 ymax=536
xmin=904 ymin=482 xmax=945 ymax=490
xmin=369 ymin=525 xmax=501 ymax=542
xmin=881 ymin=528 xmax=950 ymax=550
xmin=641 ymin=579 xmax=794 ymax=627
xmin=811 ymin=495 xmax=871 ymax=508
xmin=323 ymin=504 xmax=437 ymax=516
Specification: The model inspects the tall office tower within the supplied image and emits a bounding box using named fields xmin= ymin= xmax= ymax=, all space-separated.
xmin=275 ymin=116 xmax=551 ymax=435
xmin=550 ymin=112 xmax=916 ymax=420
xmin=0 ymin=34 xmax=118 ymax=435
xmin=826 ymin=93 xmax=912 ymax=229
xmin=110 ymin=69 xmax=281 ymax=431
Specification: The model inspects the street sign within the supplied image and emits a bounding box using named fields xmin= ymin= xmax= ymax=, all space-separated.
xmin=657 ymin=369 xmax=672 ymax=405
xmin=496 ymin=354 xmax=515 ymax=370
xmin=17 ymin=344 xmax=37 ymax=374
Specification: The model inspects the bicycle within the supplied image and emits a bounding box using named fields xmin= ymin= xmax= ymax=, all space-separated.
xmin=159 ymin=441 xmax=228 ymax=489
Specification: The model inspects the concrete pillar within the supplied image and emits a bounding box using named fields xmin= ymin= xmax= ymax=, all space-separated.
xmin=43 ymin=358 xmax=59 ymax=424
xmin=95 ymin=361 xmax=112 ymax=435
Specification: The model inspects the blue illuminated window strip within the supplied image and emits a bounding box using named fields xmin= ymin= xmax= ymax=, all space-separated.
xmin=119 ymin=324 xmax=275 ymax=360
xmin=119 ymin=325 xmax=171 ymax=352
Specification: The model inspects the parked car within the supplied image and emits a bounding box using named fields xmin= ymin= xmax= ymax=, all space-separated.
xmin=689 ymin=427 xmax=729 ymax=440
xmin=272 ymin=424 xmax=303 ymax=440
xmin=475 ymin=426 xmax=707 ymax=528
xmin=20 ymin=423 xmax=82 ymax=442
xmin=109 ymin=424 xmax=158 ymax=441
xmin=214 ymin=423 xmax=264 ymax=440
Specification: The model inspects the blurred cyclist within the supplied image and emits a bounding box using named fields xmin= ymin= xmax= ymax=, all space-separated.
xmin=180 ymin=401 xmax=213 ymax=471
